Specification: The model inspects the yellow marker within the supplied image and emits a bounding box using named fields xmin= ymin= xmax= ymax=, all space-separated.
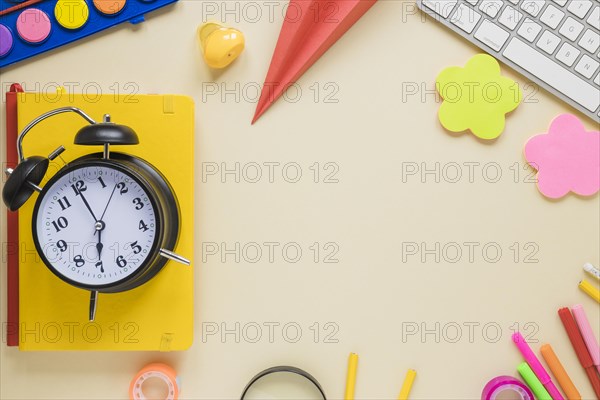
xmin=579 ymin=280 xmax=600 ymax=303
xmin=398 ymin=369 xmax=417 ymax=400
xmin=344 ymin=353 xmax=359 ymax=400
xmin=198 ymin=22 xmax=245 ymax=69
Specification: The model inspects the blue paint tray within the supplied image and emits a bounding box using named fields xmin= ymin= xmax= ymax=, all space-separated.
xmin=0 ymin=0 xmax=177 ymax=68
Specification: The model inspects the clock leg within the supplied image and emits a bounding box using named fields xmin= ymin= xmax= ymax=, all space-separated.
xmin=159 ymin=249 xmax=191 ymax=266
xmin=89 ymin=291 xmax=98 ymax=321
xmin=26 ymin=180 xmax=42 ymax=192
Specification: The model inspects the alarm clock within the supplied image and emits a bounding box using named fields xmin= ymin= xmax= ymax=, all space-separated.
xmin=2 ymin=107 xmax=190 ymax=321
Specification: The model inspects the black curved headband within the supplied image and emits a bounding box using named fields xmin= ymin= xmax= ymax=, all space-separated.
xmin=240 ymin=366 xmax=327 ymax=399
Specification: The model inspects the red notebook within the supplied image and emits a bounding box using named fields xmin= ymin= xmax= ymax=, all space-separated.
xmin=5 ymin=83 xmax=23 ymax=347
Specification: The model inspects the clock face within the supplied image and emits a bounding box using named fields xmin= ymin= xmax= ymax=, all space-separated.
xmin=33 ymin=163 xmax=159 ymax=287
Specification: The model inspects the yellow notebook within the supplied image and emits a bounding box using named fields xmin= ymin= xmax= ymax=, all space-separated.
xmin=16 ymin=89 xmax=194 ymax=351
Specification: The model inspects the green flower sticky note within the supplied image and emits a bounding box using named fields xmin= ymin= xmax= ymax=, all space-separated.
xmin=436 ymin=54 xmax=522 ymax=140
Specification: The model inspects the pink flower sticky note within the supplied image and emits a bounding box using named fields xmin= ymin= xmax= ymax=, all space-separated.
xmin=436 ymin=54 xmax=522 ymax=140
xmin=525 ymin=114 xmax=600 ymax=199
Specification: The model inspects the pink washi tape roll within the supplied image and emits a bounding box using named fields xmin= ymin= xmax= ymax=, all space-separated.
xmin=482 ymin=376 xmax=534 ymax=400
xmin=129 ymin=363 xmax=180 ymax=400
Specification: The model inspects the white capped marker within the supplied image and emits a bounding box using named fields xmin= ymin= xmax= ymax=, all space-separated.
xmin=583 ymin=263 xmax=600 ymax=280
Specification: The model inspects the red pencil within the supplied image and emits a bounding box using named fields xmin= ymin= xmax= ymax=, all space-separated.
xmin=558 ymin=307 xmax=600 ymax=398
xmin=5 ymin=84 xmax=23 ymax=347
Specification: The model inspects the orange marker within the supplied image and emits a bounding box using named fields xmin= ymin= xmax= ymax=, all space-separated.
xmin=540 ymin=344 xmax=581 ymax=400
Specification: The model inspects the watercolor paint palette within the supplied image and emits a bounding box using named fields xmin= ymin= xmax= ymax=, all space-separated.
xmin=0 ymin=0 xmax=177 ymax=68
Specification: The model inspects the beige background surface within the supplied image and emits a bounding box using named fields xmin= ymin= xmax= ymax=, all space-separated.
xmin=1 ymin=0 xmax=599 ymax=398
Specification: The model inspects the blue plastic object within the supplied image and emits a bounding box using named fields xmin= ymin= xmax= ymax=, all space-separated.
xmin=0 ymin=0 xmax=177 ymax=68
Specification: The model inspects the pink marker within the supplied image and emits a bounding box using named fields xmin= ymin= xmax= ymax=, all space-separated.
xmin=572 ymin=304 xmax=600 ymax=375
xmin=512 ymin=332 xmax=564 ymax=400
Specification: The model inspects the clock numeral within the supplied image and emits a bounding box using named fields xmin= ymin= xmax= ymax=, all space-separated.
xmin=117 ymin=182 xmax=128 ymax=195
xmin=56 ymin=240 xmax=68 ymax=252
xmin=51 ymin=216 xmax=69 ymax=232
xmin=139 ymin=220 xmax=149 ymax=232
xmin=57 ymin=196 xmax=71 ymax=211
xmin=73 ymin=255 xmax=85 ymax=268
xmin=70 ymin=180 xmax=87 ymax=196
xmin=98 ymin=176 xmax=107 ymax=188
xmin=95 ymin=261 xmax=104 ymax=273
xmin=116 ymin=256 xmax=128 ymax=268
xmin=130 ymin=241 xmax=142 ymax=255
xmin=132 ymin=198 xmax=144 ymax=210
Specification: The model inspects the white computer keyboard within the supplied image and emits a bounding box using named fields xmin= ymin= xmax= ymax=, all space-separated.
xmin=417 ymin=0 xmax=600 ymax=121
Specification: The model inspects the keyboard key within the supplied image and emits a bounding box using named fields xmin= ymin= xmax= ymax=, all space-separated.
xmin=518 ymin=18 xmax=543 ymax=41
xmin=423 ymin=0 xmax=458 ymax=18
xmin=451 ymin=3 xmax=482 ymax=33
xmin=499 ymin=6 xmax=524 ymax=29
xmin=503 ymin=37 xmax=600 ymax=112
xmin=567 ymin=0 xmax=593 ymax=18
xmin=474 ymin=19 xmax=510 ymax=51
xmin=575 ymin=54 xmax=600 ymax=78
xmin=537 ymin=30 xmax=561 ymax=53
xmin=479 ymin=0 xmax=504 ymax=17
xmin=540 ymin=4 xmax=565 ymax=28
xmin=594 ymin=73 xmax=600 ymax=86
xmin=551 ymin=0 xmax=568 ymax=6
xmin=588 ymin=6 xmax=600 ymax=30
xmin=521 ymin=0 xmax=545 ymax=16
xmin=556 ymin=42 xmax=581 ymax=66
xmin=559 ymin=17 xmax=584 ymax=41
xmin=579 ymin=29 xmax=600 ymax=53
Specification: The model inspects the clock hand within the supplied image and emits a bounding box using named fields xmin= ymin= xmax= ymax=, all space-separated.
xmin=94 ymin=221 xmax=105 ymax=272
xmin=93 ymin=183 xmax=117 ymax=237
xmin=96 ymin=229 xmax=103 ymax=258
xmin=99 ymin=183 xmax=119 ymax=222
xmin=77 ymin=190 xmax=98 ymax=222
